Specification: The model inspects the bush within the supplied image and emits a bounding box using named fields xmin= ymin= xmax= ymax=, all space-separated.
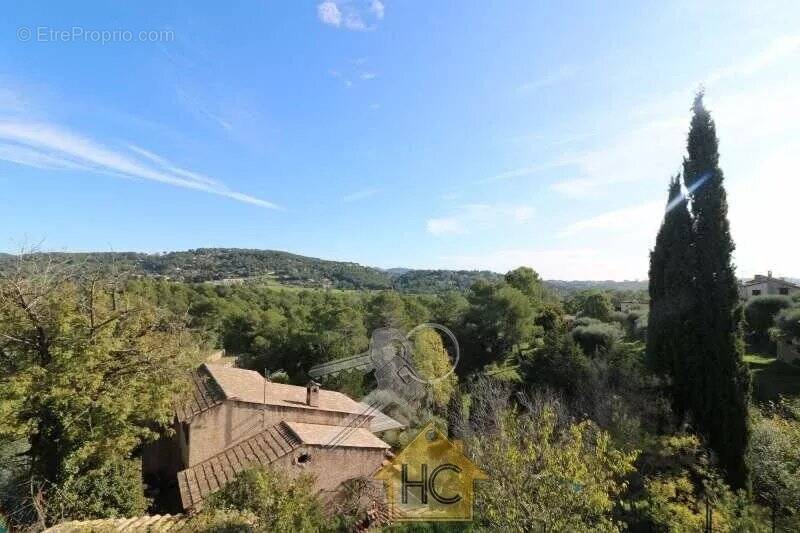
xmin=48 ymin=459 xmax=147 ymax=522
xmin=750 ymin=399 xmax=800 ymax=529
xmin=571 ymin=323 xmax=622 ymax=356
xmin=470 ymin=406 xmax=637 ymax=531
xmin=745 ymin=295 xmax=793 ymax=342
xmin=195 ymin=467 xmax=324 ymax=533
xmin=573 ymin=316 xmax=603 ymax=327
xmin=521 ymin=332 xmax=593 ymax=402
xmin=580 ymin=291 xmax=614 ymax=322
xmin=773 ymin=307 xmax=800 ymax=342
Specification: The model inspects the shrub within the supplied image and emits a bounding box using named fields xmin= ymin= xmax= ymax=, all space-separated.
xmin=571 ymin=323 xmax=622 ymax=356
xmin=195 ymin=467 xmax=324 ymax=533
xmin=580 ymin=291 xmax=614 ymax=322
xmin=773 ymin=307 xmax=800 ymax=342
xmin=573 ymin=316 xmax=603 ymax=327
xmin=470 ymin=407 xmax=637 ymax=531
xmin=48 ymin=459 xmax=147 ymax=522
xmin=744 ymin=295 xmax=793 ymax=342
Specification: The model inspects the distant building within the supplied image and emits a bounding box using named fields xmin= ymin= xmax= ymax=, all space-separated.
xmin=739 ymin=271 xmax=800 ymax=301
xmin=616 ymin=301 xmax=642 ymax=313
xmin=143 ymin=362 xmax=403 ymax=513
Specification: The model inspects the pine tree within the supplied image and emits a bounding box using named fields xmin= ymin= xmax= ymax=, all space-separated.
xmin=647 ymin=175 xmax=695 ymax=420
xmin=682 ymin=91 xmax=751 ymax=490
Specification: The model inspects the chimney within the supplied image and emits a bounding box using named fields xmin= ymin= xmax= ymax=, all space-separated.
xmin=768 ymin=270 xmax=773 ymax=278
xmin=306 ymin=380 xmax=320 ymax=407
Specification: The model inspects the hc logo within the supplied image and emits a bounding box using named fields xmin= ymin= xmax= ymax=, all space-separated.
xmin=401 ymin=463 xmax=463 ymax=505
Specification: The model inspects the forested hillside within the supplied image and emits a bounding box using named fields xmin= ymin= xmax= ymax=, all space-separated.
xmin=0 ymin=249 xmax=644 ymax=294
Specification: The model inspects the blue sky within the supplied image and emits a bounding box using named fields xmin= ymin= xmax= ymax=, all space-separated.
xmin=1 ymin=1 xmax=798 ymax=280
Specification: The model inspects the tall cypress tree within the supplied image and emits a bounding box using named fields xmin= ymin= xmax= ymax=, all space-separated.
xmin=647 ymin=175 xmax=695 ymax=420
xmin=683 ymin=91 xmax=751 ymax=490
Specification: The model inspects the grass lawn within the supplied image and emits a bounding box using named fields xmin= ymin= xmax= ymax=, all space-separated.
xmin=744 ymin=352 xmax=800 ymax=402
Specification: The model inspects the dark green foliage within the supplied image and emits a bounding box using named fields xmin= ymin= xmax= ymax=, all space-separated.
xmin=774 ymin=307 xmax=800 ymax=341
xmin=744 ymin=295 xmax=793 ymax=343
xmin=459 ymin=280 xmax=535 ymax=375
xmin=0 ymin=263 xmax=204 ymax=527
xmin=520 ymin=330 xmax=592 ymax=403
xmin=571 ymin=322 xmax=622 ymax=356
xmin=575 ymin=290 xmax=614 ymax=321
xmin=504 ymin=266 xmax=547 ymax=300
xmin=195 ymin=467 xmax=324 ymax=532
xmin=646 ymin=176 xmax=696 ymax=419
xmin=430 ymin=291 xmax=469 ymax=327
xmin=548 ymin=280 xmax=648 ymax=299
xmin=49 ymin=459 xmax=147 ymax=521
xmin=682 ymin=93 xmax=751 ymax=490
xmin=648 ymin=93 xmax=751 ymax=490
xmin=392 ymin=269 xmax=502 ymax=293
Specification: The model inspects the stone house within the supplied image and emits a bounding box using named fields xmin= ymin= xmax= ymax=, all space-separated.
xmin=143 ymin=362 xmax=402 ymax=512
xmin=739 ymin=271 xmax=800 ymax=301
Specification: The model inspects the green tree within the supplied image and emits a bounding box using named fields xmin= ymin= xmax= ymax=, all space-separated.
xmin=646 ymin=176 xmax=696 ymax=419
xmin=580 ymin=291 xmax=613 ymax=322
xmin=683 ymin=92 xmax=751 ymax=490
xmin=750 ymin=399 xmax=800 ymax=530
xmin=410 ymin=328 xmax=457 ymax=409
xmin=431 ymin=290 xmax=469 ymax=328
xmin=504 ymin=266 xmax=546 ymax=301
xmin=192 ymin=467 xmax=324 ymax=532
xmin=471 ymin=407 xmax=637 ymax=532
xmin=460 ymin=281 xmax=534 ymax=375
xmin=366 ymin=291 xmax=411 ymax=331
xmin=744 ymin=295 xmax=793 ymax=344
xmin=773 ymin=307 xmax=800 ymax=342
xmin=0 ymin=261 xmax=202 ymax=525
xmin=521 ymin=328 xmax=593 ymax=403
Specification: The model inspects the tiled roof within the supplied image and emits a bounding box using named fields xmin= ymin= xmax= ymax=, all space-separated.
xmin=203 ymin=363 xmax=370 ymax=416
xmin=176 ymin=422 xmax=301 ymax=511
xmin=741 ymin=277 xmax=800 ymax=288
xmin=175 ymin=365 xmax=225 ymax=422
xmin=284 ymin=421 xmax=391 ymax=449
xmin=358 ymin=402 xmax=405 ymax=433
xmin=44 ymin=514 xmax=189 ymax=532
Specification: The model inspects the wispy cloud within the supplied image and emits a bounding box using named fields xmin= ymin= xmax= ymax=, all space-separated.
xmin=518 ymin=65 xmax=577 ymax=92
xmin=706 ymin=34 xmax=800 ymax=85
xmin=0 ymin=120 xmax=280 ymax=209
xmin=427 ymin=217 xmax=465 ymax=236
xmin=479 ymin=159 xmax=568 ymax=183
xmin=548 ymin=35 xmax=800 ymax=199
xmin=426 ymin=203 xmax=535 ymax=236
xmin=549 ymin=116 xmax=686 ymax=198
xmin=359 ymin=72 xmax=377 ymax=80
xmin=317 ymin=1 xmax=385 ymax=31
xmin=558 ymin=201 xmax=661 ymax=238
xmin=343 ymin=187 xmax=381 ymax=202
xmin=439 ymin=247 xmax=638 ymax=280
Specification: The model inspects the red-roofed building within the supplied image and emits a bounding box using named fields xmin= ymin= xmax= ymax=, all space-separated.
xmin=143 ymin=362 xmax=402 ymax=513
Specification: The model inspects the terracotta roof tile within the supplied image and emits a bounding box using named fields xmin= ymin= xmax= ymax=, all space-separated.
xmin=176 ymin=422 xmax=301 ymax=511
xmin=44 ymin=514 xmax=189 ymax=532
xmin=175 ymin=366 xmax=225 ymax=422
xmin=202 ymin=363 xmax=370 ymax=416
xmin=283 ymin=421 xmax=391 ymax=449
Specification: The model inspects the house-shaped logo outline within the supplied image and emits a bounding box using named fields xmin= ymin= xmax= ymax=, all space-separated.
xmin=375 ymin=421 xmax=487 ymax=522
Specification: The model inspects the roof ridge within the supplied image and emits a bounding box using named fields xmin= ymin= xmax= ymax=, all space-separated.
xmin=176 ymin=422 xmax=300 ymax=511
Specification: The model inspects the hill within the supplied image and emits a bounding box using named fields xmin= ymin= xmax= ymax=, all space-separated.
xmin=0 ymin=248 xmax=650 ymax=294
